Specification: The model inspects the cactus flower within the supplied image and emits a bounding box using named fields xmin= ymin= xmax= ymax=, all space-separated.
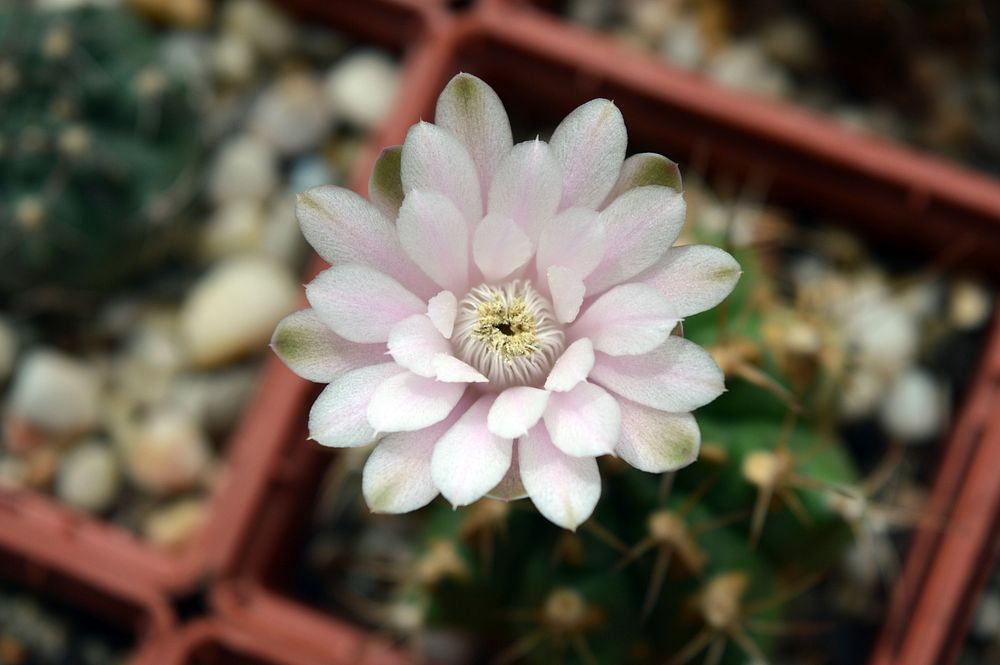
xmin=272 ymin=73 xmax=740 ymax=529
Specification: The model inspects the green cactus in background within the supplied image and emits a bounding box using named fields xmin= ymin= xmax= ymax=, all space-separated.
xmin=0 ymin=3 xmax=200 ymax=309
xmin=397 ymin=230 xmax=865 ymax=665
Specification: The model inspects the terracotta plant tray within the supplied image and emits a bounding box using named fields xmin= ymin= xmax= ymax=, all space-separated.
xmin=210 ymin=4 xmax=1000 ymax=665
xmin=0 ymin=0 xmax=439 ymax=597
xmin=3 ymin=1 xmax=1000 ymax=664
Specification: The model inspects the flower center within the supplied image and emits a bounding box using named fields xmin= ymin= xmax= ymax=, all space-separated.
xmin=454 ymin=281 xmax=564 ymax=389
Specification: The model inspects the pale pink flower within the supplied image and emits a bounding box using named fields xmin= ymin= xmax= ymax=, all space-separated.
xmin=271 ymin=74 xmax=740 ymax=529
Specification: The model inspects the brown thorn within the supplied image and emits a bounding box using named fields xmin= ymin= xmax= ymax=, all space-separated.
xmin=641 ymin=548 xmax=674 ymax=620
xmin=749 ymin=483 xmax=775 ymax=549
xmin=583 ymin=519 xmax=628 ymax=553
xmin=666 ymin=627 xmax=715 ymax=665
xmin=493 ymin=629 xmax=545 ymax=665
xmin=613 ymin=537 xmax=657 ymax=574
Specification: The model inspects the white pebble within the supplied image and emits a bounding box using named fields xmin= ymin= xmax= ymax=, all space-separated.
xmin=707 ymin=42 xmax=791 ymax=98
xmin=324 ymin=50 xmax=400 ymax=129
xmin=222 ymin=0 xmax=295 ymax=59
xmin=250 ymin=70 xmax=330 ymax=155
xmin=200 ymin=200 xmax=267 ymax=260
xmin=839 ymin=369 xmax=885 ymax=420
xmin=658 ymin=18 xmax=705 ymax=70
xmin=973 ymin=592 xmax=1000 ymax=639
xmin=179 ymin=257 xmax=298 ymax=367
xmin=208 ymin=134 xmax=278 ymax=204
xmin=167 ymin=366 xmax=258 ymax=434
xmin=211 ymin=33 xmax=256 ymax=85
xmin=880 ymin=368 xmax=946 ymax=443
xmin=9 ymin=350 xmax=101 ymax=435
xmin=123 ymin=410 xmax=212 ymax=495
xmin=143 ymin=498 xmax=208 ymax=552
xmin=843 ymin=298 xmax=919 ymax=376
xmin=55 ymin=441 xmax=121 ymax=513
xmin=949 ymin=279 xmax=992 ymax=330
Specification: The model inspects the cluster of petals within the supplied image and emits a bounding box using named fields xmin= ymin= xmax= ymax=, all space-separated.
xmin=272 ymin=73 xmax=741 ymax=529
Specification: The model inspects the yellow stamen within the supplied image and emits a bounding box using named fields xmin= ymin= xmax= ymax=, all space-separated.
xmin=472 ymin=294 xmax=538 ymax=363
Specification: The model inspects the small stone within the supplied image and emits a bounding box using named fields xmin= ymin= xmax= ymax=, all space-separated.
xmin=707 ymin=42 xmax=791 ymax=99
xmin=9 ymin=350 xmax=100 ymax=435
xmin=221 ymin=0 xmax=295 ymax=59
xmin=880 ymin=368 xmax=946 ymax=443
xmin=324 ymin=50 xmax=400 ymax=129
xmin=161 ymin=32 xmax=211 ymax=87
xmin=250 ymin=70 xmax=330 ymax=155
xmin=200 ymin=200 xmax=266 ymax=260
xmin=208 ymin=135 xmax=278 ymax=204
xmin=949 ymin=279 xmax=992 ymax=330
xmin=839 ymin=369 xmax=885 ymax=420
xmin=973 ymin=592 xmax=1000 ymax=639
xmin=289 ymin=154 xmax=338 ymax=193
xmin=123 ymin=410 xmax=211 ymax=495
xmin=626 ymin=0 xmax=680 ymax=45
xmin=167 ymin=366 xmax=258 ymax=434
xmin=0 ymin=317 xmax=16 ymax=383
xmin=758 ymin=16 xmax=818 ymax=72
xmin=842 ymin=296 xmax=919 ymax=376
xmin=211 ymin=33 xmax=256 ymax=85
xmin=659 ymin=18 xmax=706 ymax=70
xmin=55 ymin=441 xmax=121 ymax=513
xmin=262 ymin=192 xmax=307 ymax=266
xmin=143 ymin=498 xmax=207 ymax=552
xmin=179 ymin=257 xmax=298 ymax=367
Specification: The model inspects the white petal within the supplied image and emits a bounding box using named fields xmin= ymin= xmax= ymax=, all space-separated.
xmin=617 ymin=402 xmax=700 ymax=473
xmin=637 ymin=245 xmax=742 ymax=318
xmin=363 ymin=415 xmax=462 ymax=513
xmin=586 ymin=186 xmax=686 ymax=294
xmin=519 ymin=424 xmax=600 ymax=530
xmin=602 ymin=152 xmax=682 ymax=207
xmin=401 ymin=121 xmax=482 ymax=226
xmin=543 ymin=382 xmax=620 ymax=457
xmin=590 ymin=336 xmax=725 ymax=412
xmin=550 ymin=99 xmax=627 ymax=211
xmin=397 ymin=190 xmax=469 ymax=294
xmin=367 ymin=372 xmax=467 ymax=433
xmin=432 ymin=395 xmax=514 ymax=507
xmin=271 ymin=309 xmax=385 ymax=383
xmin=571 ymin=283 xmax=678 ymax=356
xmin=433 ymin=354 xmax=489 ymax=383
xmin=427 ymin=291 xmax=458 ymax=339
xmin=309 ymin=364 xmax=402 ymax=447
xmin=544 ymin=339 xmax=595 ymax=392
xmin=297 ymin=186 xmax=431 ymax=295
xmin=547 ymin=266 xmax=586 ymax=324
xmin=487 ymin=139 xmax=562 ymax=242
xmin=473 ymin=214 xmax=533 ymax=282
xmin=434 ymin=73 xmax=513 ymax=200
xmin=536 ymin=208 xmax=605 ymax=279
xmin=387 ymin=315 xmax=451 ymax=378
xmin=487 ymin=387 xmax=550 ymax=438
xmin=306 ymin=265 xmax=424 ymax=344
xmin=368 ymin=145 xmax=404 ymax=221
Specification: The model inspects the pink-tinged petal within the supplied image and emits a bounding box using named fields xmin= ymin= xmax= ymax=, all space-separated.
xmin=309 ymin=363 xmax=402 ymax=447
xmin=433 ymin=354 xmax=489 ymax=383
xmin=571 ymin=283 xmax=679 ymax=356
xmin=590 ymin=336 xmax=725 ymax=412
xmin=488 ymin=441 xmax=527 ymax=501
xmin=401 ymin=121 xmax=482 ymax=226
xmin=473 ymin=214 xmax=533 ymax=282
xmin=601 ymin=153 xmax=682 ymax=208
xmin=271 ymin=309 xmax=385 ymax=383
xmin=544 ymin=339 xmax=595 ymax=392
xmin=427 ymin=291 xmax=458 ymax=339
xmin=367 ymin=371 xmax=467 ymax=433
xmin=431 ymin=395 xmax=514 ymax=507
xmin=306 ymin=265 xmax=424 ymax=344
xmin=548 ymin=266 xmax=586 ymax=324
xmin=368 ymin=145 xmax=404 ymax=221
xmin=586 ymin=186 xmax=686 ymax=295
xmin=397 ymin=190 xmax=469 ymax=294
xmin=488 ymin=386 xmax=550 ymax=438
xmin=363 ymin=413 xmax=463 ymax=513
xmin=617 ymin=401 xmax=700 ymax=473
xmin=487 ymin=139 xmax=562 ymax=242
xmin=550 ymin=99 xmax=626 ymax=211
xmin=519 ymin=424 xmax=600 ymax=530
xmin=536 ymin=208 xmax=605 ymax=279
xmin=434 ymin=73 xmax=513 ymax=202
xmin=543 ymin=382 xmax=621 ymax=457
xmin=387 ymin=315 xmax=451 ymax=378
xmin=637 ymin=245 xmax=742 ymax=318
xmin=297 ymin=186 xmax=433 ymax=296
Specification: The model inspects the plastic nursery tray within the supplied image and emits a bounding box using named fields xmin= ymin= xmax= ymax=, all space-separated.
xmin=0 ymin=506 xmax=173 ymax=665
xmin=210 ymin=4 xmax=1000 ymax=665
xmin=0 ymin=0 xmax=439 ymax=598
xmin=157 ymin=618 xmax=391 ymax=665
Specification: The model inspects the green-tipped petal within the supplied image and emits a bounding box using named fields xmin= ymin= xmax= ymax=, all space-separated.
xmin=368 ymin=145 xmax=404 ymax=221
xmin=603 ymin=152 xmax=682 ymax=207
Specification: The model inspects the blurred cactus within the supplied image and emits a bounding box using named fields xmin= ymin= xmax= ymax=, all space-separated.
xmin=0 ymin=3 xmax=200 ymax=307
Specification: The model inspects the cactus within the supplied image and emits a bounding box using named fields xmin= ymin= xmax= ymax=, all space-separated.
xmin=0 ymin=4 xmax=200 ymax=308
